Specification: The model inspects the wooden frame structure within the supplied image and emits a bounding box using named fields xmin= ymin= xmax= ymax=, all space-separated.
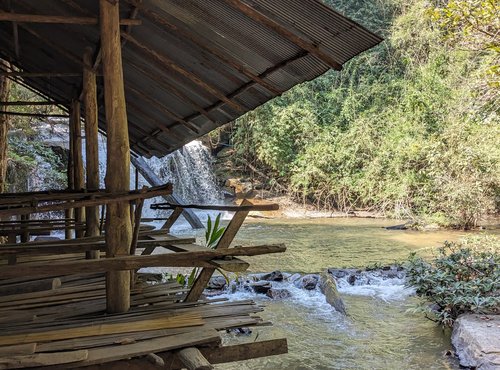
xmin=0 ymin=0 xmax=382 ymax=368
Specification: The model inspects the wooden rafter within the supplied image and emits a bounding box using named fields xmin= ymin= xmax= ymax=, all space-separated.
xmin=222 ymin=0 xmax=342 ymax=70
xmin=0 ymin=72 xmax=82 ymax=77
xmin=0 ymin=13 xmax=141 ymax=26
xmin=127 ymin=1 xmax=282 ymax=95
xmin=121 ymin=33 xmax=247 ymax=114
xmin=125 ymin=84 xmax=200 ymax=134
xmin=124 ymin=57 xmax=217 ymax=124
xmin=0 ymin=100 xmax=66 ymax=105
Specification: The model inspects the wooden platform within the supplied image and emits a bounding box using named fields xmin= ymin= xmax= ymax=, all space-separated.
xmin=0 ymin=196 xmax=288 ymax=368
xmin=0 ymin=272 xmax=287 ymax=369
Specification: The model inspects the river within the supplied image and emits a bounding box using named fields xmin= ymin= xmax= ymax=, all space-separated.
xmin=167 ymin=216 xmax=497 ymax=370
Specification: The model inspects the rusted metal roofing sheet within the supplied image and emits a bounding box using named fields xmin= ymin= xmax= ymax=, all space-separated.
xmin=0 ymin=0 xmax=382 ymax=157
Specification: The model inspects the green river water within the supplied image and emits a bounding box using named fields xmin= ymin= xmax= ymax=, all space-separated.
xmin=180 ymin=217 xmax=496 ymax=370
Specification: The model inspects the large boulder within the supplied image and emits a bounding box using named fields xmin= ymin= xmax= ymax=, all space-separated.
xmin=452 ymin=314 xmax=500 ymax=369
xmin=319 ymin=271 xmax=346 ymax=315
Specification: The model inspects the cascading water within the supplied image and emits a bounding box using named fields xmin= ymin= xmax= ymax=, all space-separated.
xmin=141 ymin=141 xmax=223 ymax=205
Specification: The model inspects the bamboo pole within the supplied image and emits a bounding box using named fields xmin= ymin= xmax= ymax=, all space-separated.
xmin=83 ymin=48 xmax=100 ymax=259
xmin=71 ymin=99 xmax=85 ymax=238
xmin=100 ymin=0 xmax=133 ymax=313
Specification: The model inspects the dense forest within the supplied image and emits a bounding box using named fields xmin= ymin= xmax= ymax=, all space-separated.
xmin=227 ymin=0 xmax=499 ymax=228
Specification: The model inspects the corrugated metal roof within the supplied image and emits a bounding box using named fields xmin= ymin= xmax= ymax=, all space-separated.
xmin=0 ymin=0 xmax=382 ymax=157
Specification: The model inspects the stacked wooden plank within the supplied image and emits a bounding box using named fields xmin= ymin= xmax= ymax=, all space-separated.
xmin=0 ymin=272 xmax=277 ymax=369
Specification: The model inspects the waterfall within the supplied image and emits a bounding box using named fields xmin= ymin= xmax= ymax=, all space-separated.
xmin=142 ymin=141 xmax=223 ymax=204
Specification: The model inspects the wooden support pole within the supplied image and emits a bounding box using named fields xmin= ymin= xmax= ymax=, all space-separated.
xmin=83 ymin=48 xmax=101 ymax=259
xmin=100 ymin=0 xmax=133 ymax=313
xmin=70 ymin=99 xmax=85 ymax=238
xmin=66 ymin=106 xmax=75 ymax=240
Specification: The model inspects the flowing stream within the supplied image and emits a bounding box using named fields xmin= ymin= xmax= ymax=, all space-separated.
xmin=163 ymin=217 xmax=499 ymax=370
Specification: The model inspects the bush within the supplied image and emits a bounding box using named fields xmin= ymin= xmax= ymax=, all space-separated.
xmin=406 ymin=235 xmax=500 ymax=326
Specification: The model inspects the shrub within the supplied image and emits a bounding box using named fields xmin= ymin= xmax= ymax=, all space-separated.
xmin=406 ymin=235 xmax=499 ymax=326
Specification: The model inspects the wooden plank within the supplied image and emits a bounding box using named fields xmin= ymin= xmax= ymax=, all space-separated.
xmin=0 ymin=184 xmax=173 ymax=217
xmin=0 ymin=314 xmax=203 ymax=346
xmin=0 ymin=244 xmax=286 ymax=279
xmin=80 ymin=338 xmax=288 ymax=370
xmin=0 ymin=277 xmax=60 ymax=295
xmin=0 ymin=13 xmax=141 ymax=25
xmin=152 ymin=202 xmax=279 ymax=212
xmin=0 ymin=350 xmax=88 ymax=369
xmin=46 ymin=330 xmax=220 ymax=369
xmin=0 ymin=343 xmax=36 ymax=356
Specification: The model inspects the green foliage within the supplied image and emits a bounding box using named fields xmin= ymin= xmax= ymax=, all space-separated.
xmin=176 ymin=214 xmax=227 ymax=287
xmin=406 ymin=235 xmax=500 ymax=326
xmin=7 ymin=136 xmax=66 ymax=192
xmin=205 ymin=213 xmax=225 ymax=249
xmin=230 ymin=0 xmax=500 ymax=228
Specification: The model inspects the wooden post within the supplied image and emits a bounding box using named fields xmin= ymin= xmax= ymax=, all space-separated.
xmin=100 ymin=0 xmax=133 ymax=313
xmin=83 ymin=48 xmax=101 ymax=259
xmin=65 ymin=105 xmax=75 ymax=240
xmin=70 ymin=99 xmax=85 ymax=238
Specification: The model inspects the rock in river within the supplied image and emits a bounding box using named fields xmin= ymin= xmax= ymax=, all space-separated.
xmin=319 ymin=271 xmax=347 ymax=315
xmin=250 ymin=281 xmax=272 ymax=294
xmin=207 ymin=276 xmax=227 ymax=290
xmin=260 ymin=270 xmax=284 ymax=282
xmin=266 ymin=288 xmax=292 ymax=299
xmin=295 ymin=274 xmax=320 ymax=290
xmin=452 ymin=314 xmax=500 ymax=369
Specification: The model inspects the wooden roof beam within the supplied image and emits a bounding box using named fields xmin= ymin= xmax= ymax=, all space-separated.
xmin=222 ymin=0 xmax=342 ymax=71
xmin=0 ymin=72 xmax=82 ymax=77
xmin=0 ymin=110 xmax=69 ymax=118
xmin=18 ymin=24 xmax=86 ymax=70
xmin=121 ymin=33 xmax=247 ymax=114
xmin=124 ymin=57 xmax=217 ymax=124
xmin=0 ymin=100 xmax=68 ymax=106
xmin=129 ymin=2 xmax=282 ymax=95
xmin=125 ymin=84 xmax=200 ymax=134
xmin=126 ymin=99 xmax=185 ymax=141
xmin=0 ymin=13 xmax=142 ymax=26
xmin=184 ymin=51 xmax=309 ymax=123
